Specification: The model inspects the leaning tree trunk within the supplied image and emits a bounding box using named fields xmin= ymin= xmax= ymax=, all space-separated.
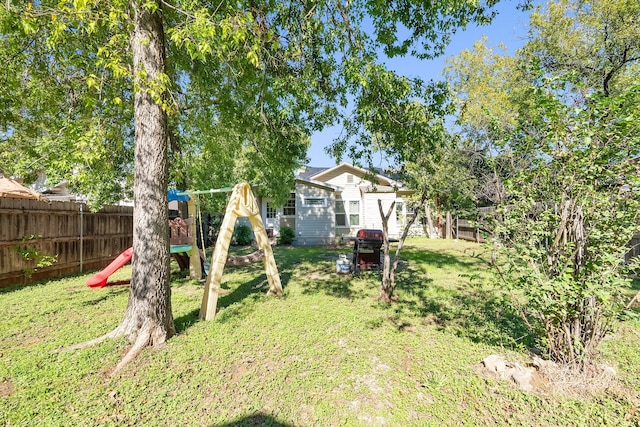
xmin=424 ymin=202 xmax=436 ymax=238
xmin=377 ymin=187 xmax=430 ymax=304
xmin=378 ymin=199 xmax=396 ymax=304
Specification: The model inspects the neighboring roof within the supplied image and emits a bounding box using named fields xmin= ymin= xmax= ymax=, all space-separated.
xmin=0 ymin=175 xmax=43 ymax=200
xmin=307 ymin=162 xmax=398 ymax=187
xmin=31 ymin=172 xmax=87 ymax=202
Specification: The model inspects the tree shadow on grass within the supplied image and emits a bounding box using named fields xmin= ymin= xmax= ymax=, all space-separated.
xmin=401 ymin=245 xmax=490 ymax=271
xmin=175 ymin=308 xmax=200 ymax=333
xmin=293 ymin=256 xmax=372 ymax=299
xmin=0 ymin=269 xmax=99 ymax=294
xmin=181 ymin=245 xmax=369 ymax=326
xmin=79 ymin=288 xmax=129 ymax=307
xmin=172 ymin=246 xmax=290 ymax=333
xmin=275 ymin=246 xmax=373 ymax=299
xmin=273 ymin=246 xmax=363 ymax=297
xmin=213 ymin=412 xmax=292 ymax=427
xmin=390 ymin=247 xmax=535 ymax=349
xmin=173 ymin=269 xmax=269 ymax=330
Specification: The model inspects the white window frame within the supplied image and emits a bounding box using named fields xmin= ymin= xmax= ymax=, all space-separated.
xmin=302 ymin=197 xmax=326 ymax=207
xmin=282 ymin=193 xmax=296 ymax=217
xmin=349 ymin=200 xmax=360 ymax=226
xmin=266 ymin=201 xmax=277 ymax=219
xmin=335 ymin=200 xmax=347 ymax=227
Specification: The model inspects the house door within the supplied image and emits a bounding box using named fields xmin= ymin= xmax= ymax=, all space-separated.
xmin=262 ymin=199 xmax=280 ymax=237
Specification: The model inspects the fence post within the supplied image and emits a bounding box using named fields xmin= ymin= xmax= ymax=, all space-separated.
xmin=445 ymin=212 xmax=452 ymax=239
xmin=455 ymin=214 xmax=459 ymax=240
xmin=79 ymin=203 xmax=83 ymax=273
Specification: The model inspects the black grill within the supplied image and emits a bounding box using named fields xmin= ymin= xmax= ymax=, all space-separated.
xmin=352 ymin=229 xmax=384 ymax=275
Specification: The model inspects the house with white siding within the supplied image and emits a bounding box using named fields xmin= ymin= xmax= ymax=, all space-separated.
xmin=260 ymin=163 xmax=413 ymax=245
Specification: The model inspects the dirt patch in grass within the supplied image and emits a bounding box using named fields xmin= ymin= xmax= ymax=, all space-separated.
xmin=19 ymin=335 xmax=44 ymax=348
xmin=479 ymin=353 xmax=640 ymax=404
xmin=536 ymin=361 xmax=640 ymax=407
xmin=0 ymin=379 xmax=14 ymax=397
xmin=172 ymin=285 xmax=204 ymax=298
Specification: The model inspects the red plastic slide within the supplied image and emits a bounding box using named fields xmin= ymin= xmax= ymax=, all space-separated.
xmin=86 ymin=247 xmax=133 ymax=288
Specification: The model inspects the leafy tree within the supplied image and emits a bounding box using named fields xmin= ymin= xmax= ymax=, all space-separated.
xmin=443 ymin=37 xmax=527 ymax=206
xmin=409 ymin=141 xmax=479 ymax=236
xmin=524 ymin=0 xmax=640 ymax=97
xmin=493 ymin=84 xmax=640 ymax=366
xmin=447 ymin=0 xmax=640 ymax=367
xmin=2 ymin=0 xmax=504 ymax=371
xmin=322 ymin=0 xmax=511 ymax=303
xmin=328 ymin=65 xmax=470 ymax=302
xmin=0 ymin=3 xmax=134 ymax=207
xmin=373 ymin=129 xmax=482 ymax=303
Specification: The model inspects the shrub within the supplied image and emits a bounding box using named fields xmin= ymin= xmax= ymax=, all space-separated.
xmin=277 ymin=226 xmax=296 ymax=245
xmin=490 ymin=88 xmax=640 ymax=368
xmin=233 ymin=224 xmax=253 ymax=245
xmin=14 ymin=234 xmax=58 ymax=278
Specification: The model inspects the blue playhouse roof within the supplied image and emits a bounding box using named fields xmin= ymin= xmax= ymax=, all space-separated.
xmin=168 ymin=189 xmax=190 ymax=202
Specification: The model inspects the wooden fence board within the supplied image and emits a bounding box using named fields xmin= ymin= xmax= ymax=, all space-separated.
xmin=0 ymin=197 xmax=133 ymax=287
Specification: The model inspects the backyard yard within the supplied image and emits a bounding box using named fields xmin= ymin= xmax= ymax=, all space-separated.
xmin=1 ymin=238 xmax=639 ymax=426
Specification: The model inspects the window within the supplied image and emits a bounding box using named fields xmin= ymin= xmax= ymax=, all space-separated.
xmin=346 ymin=174 xmax=353 ymax=184
xmin=283 ymin=193 xmax=296 ymax=216
xmin=303 ymin=197 xmax=326 ymax=207
xmin=266 ymin=202 xmax=277 ymax=219
xmin=335 ymin=200 xmax=346 ymax=226
xmin=349 ymin=200 xmax=360 ymax=226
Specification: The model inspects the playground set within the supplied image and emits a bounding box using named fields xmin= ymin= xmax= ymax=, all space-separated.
xmin=85 ymin=182 xmax=282 ymax=320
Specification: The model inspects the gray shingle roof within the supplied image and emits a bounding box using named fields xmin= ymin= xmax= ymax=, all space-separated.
xmin=296 ymin=167 xmax=329 ymax=180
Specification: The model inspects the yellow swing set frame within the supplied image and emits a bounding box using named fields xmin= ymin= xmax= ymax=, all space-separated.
xmin=178 ymin=183 xmax=282 ymax=320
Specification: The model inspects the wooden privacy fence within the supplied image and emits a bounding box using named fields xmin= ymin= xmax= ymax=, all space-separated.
xmin=0 ymin=197 xmax=133 ymax=287
xmin=450 ymin=217 xmax=485 ymax=243
xmin=439 ymin=212 xmax=486 ymax=243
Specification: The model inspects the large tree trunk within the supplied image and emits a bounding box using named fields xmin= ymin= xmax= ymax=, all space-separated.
xmin=116 ymin=0 xmax=174 ymax=346
xmin=55 ymin=1 xmax=174 ymax=376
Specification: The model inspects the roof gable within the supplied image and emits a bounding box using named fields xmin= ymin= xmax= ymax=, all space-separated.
xmin=308 ymin=163 xmax=395 ymax=187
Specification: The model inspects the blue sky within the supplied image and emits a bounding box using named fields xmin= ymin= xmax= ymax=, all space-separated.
xmin=306 ymin=0 xmax=538 ymax=167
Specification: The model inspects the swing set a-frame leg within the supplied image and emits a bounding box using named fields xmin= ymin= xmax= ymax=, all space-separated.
xmin=199 ymin=183 xmax=282 ymax=321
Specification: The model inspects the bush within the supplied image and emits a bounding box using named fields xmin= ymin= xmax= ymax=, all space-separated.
xmin=489 ymin=88 xmax=640 ymax=368
xmin=233 ymin=224 xmax=253 ymax=245
xmin=277 ymin=226 xmax=296 ymax=245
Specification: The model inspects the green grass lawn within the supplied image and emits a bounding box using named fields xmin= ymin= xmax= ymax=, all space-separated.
xmin=1 ymin=238 xmax=639 ymax=426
